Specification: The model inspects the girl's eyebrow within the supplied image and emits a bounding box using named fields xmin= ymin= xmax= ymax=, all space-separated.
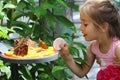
xmin=81 ymin=18 xmax=90 ymax=23
xmin=81 ymin=18 xmax=85 ymax=21
xmin=81 ymin=19 xmax=87 ymax=23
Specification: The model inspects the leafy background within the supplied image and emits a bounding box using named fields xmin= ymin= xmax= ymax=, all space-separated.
xmin=0 ymin=0 xmax=120 ymax=80
xmin=0 ymin=0 xmax=87 ymax=80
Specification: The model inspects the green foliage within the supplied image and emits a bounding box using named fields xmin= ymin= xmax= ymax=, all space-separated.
xmin=0 ymin=0 xmax=88 ymax=80
xmin=0 ymin=1 xmax=15 ymax=39
xmin=0 ymin=0 xmax=78 ymax=43
xmin=0 ymin=60 xmax=11 ymax=79
xmin=0 ymin=26 xmax=15 ymax=39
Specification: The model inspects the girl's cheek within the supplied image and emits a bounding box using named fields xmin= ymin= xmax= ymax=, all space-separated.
xmin=80 ymin=25 xmax=84 ymax=31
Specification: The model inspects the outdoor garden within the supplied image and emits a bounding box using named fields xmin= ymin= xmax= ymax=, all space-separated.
xmin=0 ymin=0 xmax=87 ymax=80
xmin=0 ymin=0 xmax=120 ymax=80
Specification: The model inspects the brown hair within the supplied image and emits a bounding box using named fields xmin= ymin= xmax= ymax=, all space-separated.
xmin=80 ymin=0 xmax=120 ymax=38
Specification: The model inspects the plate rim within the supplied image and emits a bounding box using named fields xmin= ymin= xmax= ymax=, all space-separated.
xmin=0 ymin=52 xmax=59 ymax=64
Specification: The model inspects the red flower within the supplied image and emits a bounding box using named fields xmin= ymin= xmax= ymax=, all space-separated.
xmin=110 ymin=76 xmax=120 ymax=80
xmin=97 ymin=65 xmax=120 ymax=80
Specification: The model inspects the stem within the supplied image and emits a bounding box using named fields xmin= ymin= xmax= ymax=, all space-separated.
xmin=8 ymin=0 xmax=14 ymax=28
xmin=30 ymin=18 xmax=38 ymax=36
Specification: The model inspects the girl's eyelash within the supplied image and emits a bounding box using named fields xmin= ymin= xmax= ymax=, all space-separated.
xmin=81 ymin=23 xmax=88 ymax=27
xmin=84 ymin=24 xmax=88 ymax=26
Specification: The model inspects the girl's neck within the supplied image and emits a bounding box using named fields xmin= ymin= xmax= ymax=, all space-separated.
xmin=98 ymin=37 xmax=113 ymax=54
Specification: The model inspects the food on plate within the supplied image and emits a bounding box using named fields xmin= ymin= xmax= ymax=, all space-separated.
xmin=5 ymin=47 xmax=56 ymax=58
xmin=4 ymin=37 xmax=57 ymax=58
xmin=13 ymin=37 xmax=40 ymax=56
xmin=40 ymin=40 xmax=48 ymax=49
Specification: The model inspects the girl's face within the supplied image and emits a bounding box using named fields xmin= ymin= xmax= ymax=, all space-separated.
xmin=80 ymin=12 xmax=100 ymax=41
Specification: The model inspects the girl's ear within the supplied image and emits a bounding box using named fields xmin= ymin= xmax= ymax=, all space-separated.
xmin=101 ymin=22 xmax=109 ymax=32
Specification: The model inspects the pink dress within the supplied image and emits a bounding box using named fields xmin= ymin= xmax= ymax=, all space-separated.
xmin=91 ymin=37 xmax=120 ymax=80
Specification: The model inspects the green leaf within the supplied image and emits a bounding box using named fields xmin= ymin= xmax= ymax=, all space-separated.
xmin=52 ymin=66 xmax=65 ymax=73
xmin=73 ymin=41 xmax=87 ymax=49
xmin=69 ymin=46 xmax=79 ymax=56
xmin=28 ymin=0 xmax=35 ymax=6
xmin=19 ymin=65 xmax=32 ymax=80
xmin=67 ymin=2 xmax=79 ymax=11
xmin=0 ymin=60 xmax=11 ymax=79
xmin=33 ymin=6 xmax=47 ymax=18
xmin=0 ymin=66 xmax=11 ymax=79
xmin=62 ymin=28 xmax=74 ymax=36
xmin=16 ymin=0 xmax=21 ymax=3
xmin=16 ymin=1 xmax=26 ymax=10
xmin=0 ymin=12 xmax=4 ymax=19
xmin=74 ymin=58 xmax=86 ymax=64
xmin=45 ymin=3 xmax=63 ymax=12
xmin=4 ymin=3 xmax=16 ymax=9
xmin=14 ymin=11 xmax=27 ymax=20
xmin=24 ymin=66 xmax=32 ymax=78
xmin=82 ymin=49 xmax=87 ymax=61
xmin=38 ymin=73 xmax=49 ymax=80
xmin=0 ymin=26 xmax=15 ymax=39
xmin=0 ymin=31 xmax=9 ymax=39
xmin=52 ymin=66 xmax=68 ymax=80
xmin=0 ymin=26 xmax=15 ymax=33
xmin=45 ymin=10 xmax=56 ymax=28
xmin=55 ymin=15 xmax=76 ymax=32
xmin=56 ymin=0 xmax=69 ymax=8
xmin=0 ymin=27 xmax=8 ymax=33
xmin=0 ymin=1 xmax=3 ymax=12
xmin=0 ymin=60 xmax=4 ymax=66
xmin=13 ymin=28 xmax=26 ymax=37
xmin=12 ymin=21 xmax=31 ymax=36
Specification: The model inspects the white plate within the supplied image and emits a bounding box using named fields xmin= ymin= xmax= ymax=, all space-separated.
xmin=0 ymin=52 xmax=59 ymax=64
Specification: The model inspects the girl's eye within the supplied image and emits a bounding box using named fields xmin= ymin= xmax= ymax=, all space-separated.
xmin=83 ymin=24 xmax=88 ymax=27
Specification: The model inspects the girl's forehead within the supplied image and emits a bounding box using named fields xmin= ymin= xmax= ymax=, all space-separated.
xmin=80 ymin=3 xmax=94 ymax=23
xmin=80 ymin=12 xmax=90 ymax=22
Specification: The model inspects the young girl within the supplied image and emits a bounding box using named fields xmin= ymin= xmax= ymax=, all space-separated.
xmin=58 ymin=0 xmax=120 ymax=79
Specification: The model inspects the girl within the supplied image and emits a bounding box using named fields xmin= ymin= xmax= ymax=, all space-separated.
xmin=58 ymin=0 xmax=120 ymax=79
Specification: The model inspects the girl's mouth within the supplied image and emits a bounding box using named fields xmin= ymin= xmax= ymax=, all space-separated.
xmin=83 ymin=34 xmax=87 ymax=37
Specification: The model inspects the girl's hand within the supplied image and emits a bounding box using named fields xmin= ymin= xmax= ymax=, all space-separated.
xmin=53 ymin=37 xmax=70 ymax=56
xmin=59 ymin=43 xmax=70 ymax=56
xmin=96 ymin=57 xmax=101 ymax=65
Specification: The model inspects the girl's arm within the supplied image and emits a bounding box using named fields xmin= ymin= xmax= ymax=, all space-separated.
xmin=59 ymin=43 xmax=95 ymax=78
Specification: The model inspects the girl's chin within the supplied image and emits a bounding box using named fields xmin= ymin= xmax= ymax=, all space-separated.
xmin=85 ymin=39 xmax=91 ymax=41
xmin=84 ymin=37 xmax=93 ymax=41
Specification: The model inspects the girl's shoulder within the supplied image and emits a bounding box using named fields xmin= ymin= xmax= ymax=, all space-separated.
xmin=114 ymin=37 xmax=120 ymax=53
xmin=113 ymin=37 xmax=120 ymax=43
xmin=91 ymin=37 xmax=120 ymax=50
xmin=90 ymin=40 xmax=99 ymax=55
xmin=112 ymin=37 xmax=120 ymax=49
xmin=91 ymin=40 xmax=98 ymax=49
